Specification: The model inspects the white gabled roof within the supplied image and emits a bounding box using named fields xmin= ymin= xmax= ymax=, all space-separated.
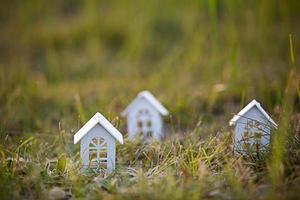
xmin=121 ymin=90 xmax=169 ymax=116
xmin=74 ymin=112 xmax=124 ymax=144
xmin=229 ymin=99 xmax=278 ymax=128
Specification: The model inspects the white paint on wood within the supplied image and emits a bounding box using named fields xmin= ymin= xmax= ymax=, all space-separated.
xmin=122 ymin=90 xmax=169 ymax=141
xmin=74 ymin=112 xmax=123 ymax=173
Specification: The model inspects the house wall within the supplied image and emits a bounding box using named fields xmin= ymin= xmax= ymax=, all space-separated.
xmin=80 ymin=124 xmax=116 ymax=173
xmin=234 ymin=106 xmax=272 ymax=153
xmin=126 ymin=98 xmax=164 ymax=141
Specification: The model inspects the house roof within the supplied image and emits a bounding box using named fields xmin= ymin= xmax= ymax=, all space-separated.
xmin=74 ymin=112 xmax=124 ymax=144
xmin=121 ymin=90 xmax=169 ymax=116
xmin=229 ymin=99 xmax=278 ymax=128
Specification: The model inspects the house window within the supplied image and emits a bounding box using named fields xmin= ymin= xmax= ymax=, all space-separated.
xmin=248 ymin=120 xmax=254 ymax=128
xmin=242 ymin=129 xmax=263 ymax=153
xmin=136 ymin=109 xmax=153 ymax=140
xmin=146 ymin=131 xmax=152 ymax=138
xmin=254 ymin=132 xmax=262 ymax=150
xmin=137 ymin=121 xmax=143 ymax=128
xmin=147 ymin=121 xmax=152 ymax=127
xmin=242 ymin=131 xmax=250 ymax=149
xmin=89 ymin=136 xmax=108 ymax=170
xmin=254 ymin=121 xmax=261 ymax=127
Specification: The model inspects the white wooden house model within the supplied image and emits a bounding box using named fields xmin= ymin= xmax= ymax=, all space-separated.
xmin=121 ymin=90 xmax=169 ymax=141
xmin=74 ymin=112 xmax=123 ymax=173
xmin=229 ymin=99 xmax=277 ymax=154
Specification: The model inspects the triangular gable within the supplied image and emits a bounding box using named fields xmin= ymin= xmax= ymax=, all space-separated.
xmin=121 ymin=90 xmax=169 ymax=117
xmin=229 ymin=99 xmax=277 ymax=128
xmin=74 ymin=112 xmax=124 ymax=144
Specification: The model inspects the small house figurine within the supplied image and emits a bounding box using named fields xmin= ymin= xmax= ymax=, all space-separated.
xmin=74 ymin=112 xmax=123 ymax=173
xmin=121 ymin=90 xmax=169 ymax=141
xmin=229 ymin=99 xmax=277 ymax=154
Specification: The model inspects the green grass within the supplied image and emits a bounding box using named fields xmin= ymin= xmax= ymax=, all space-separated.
xmin=0 ymin=0 xmax=299 ymax=199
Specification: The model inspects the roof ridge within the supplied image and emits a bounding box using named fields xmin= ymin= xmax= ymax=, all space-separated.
xmin=229 ymin=99 xmax=277 ymax=128
xmin=121 ymin=90 xmax=169 ymax=116
xmin=74 ymin=112 xmax=124 ymax=144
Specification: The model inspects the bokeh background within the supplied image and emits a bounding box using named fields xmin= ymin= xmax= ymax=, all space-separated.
xmin=1 ymin=0 xmax=299 ymax=135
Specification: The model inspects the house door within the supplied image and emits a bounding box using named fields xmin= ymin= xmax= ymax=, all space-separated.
xmin=89 ymin=136 xmax=108 ymax=171
xmin=136 ymin=109 xmax=153 ymax=140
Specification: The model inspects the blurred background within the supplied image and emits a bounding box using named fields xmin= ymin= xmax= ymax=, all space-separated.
xmin=0 ymin=0 xmax=299 ymax=138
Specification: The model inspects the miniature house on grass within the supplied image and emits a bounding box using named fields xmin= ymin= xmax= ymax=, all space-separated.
xmin=74 ymin=112 xmax=123 ymax=173
xmin=121 ymin=90 xmax=169 ymax=142
xmin=229 ymin=99 xmax=277 ymax=154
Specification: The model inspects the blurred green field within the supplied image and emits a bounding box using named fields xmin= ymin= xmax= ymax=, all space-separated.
xmin=0 ymin=0 xmax=299 ymax=199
